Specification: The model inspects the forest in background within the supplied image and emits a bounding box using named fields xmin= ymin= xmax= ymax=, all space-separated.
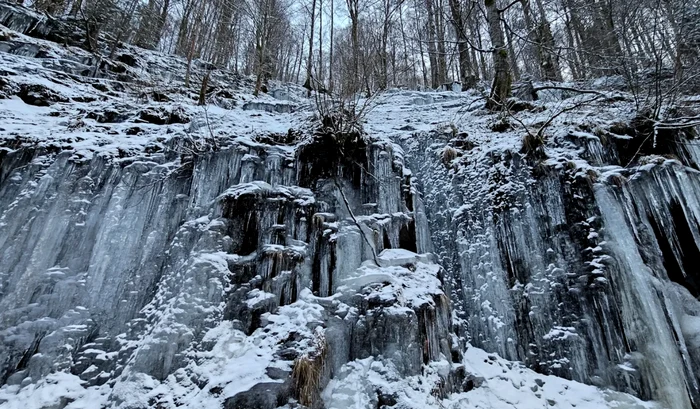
xmin=16 ymin=0 xmax=700 ymax=108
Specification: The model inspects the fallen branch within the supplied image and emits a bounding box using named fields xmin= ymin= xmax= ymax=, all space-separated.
xmin=532 ymin=85 xmax=605 ymax=96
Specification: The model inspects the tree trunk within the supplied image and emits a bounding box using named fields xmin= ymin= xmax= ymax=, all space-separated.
xmin=519 ymin=0 xmax=540 ymax=79
xmin=399 ymin=3 xmax=415 ymax=87
xmin=504 ymin=21 xmax=521 ymax=81
xmin=435 ymin=0 xmax=447 ymax=84
xmin=448 ymin=0 xmax=474 ymax=88
xmin=318 ymin=0 xmax=323 ymax=83
xmin=329 ymin=0 xmax=334 ymax=92
xmin=379 ymin=0 xmax=391 ymax=90
xmin=213 ymin=0 xmax=235 ymax=67
xmin=586 ymin=0 xmax=623 ymax=76
xmin=485 ymin=0 xmax=511 ymax=109
xmin=185 ymin=35 xmax=196 ymax=88
xmin=305 ymin=0 xmax=317 ymax=96
xmin=532 ymin=0 xmax=561 ymax=80
xmin=472 ymin=16 xmax=488 ymax=80
xmin=84 ymin=16 xmax=100 ymax=52
xmin=134 ymin=0 xmax=157 ymax=49
xmin=155 ymin=0 xmax=170 ymax=49
xmin=109 ymin=0 xmax=139 ymax=59
xmin=346 ymin=0 xmax=360 ymax=94
xmin=255 ymin=0 xmax=274 ymax=96
xmin=560 ymin=0 xmax=583 ymax=79
xmin=425 ymin=0 xmax=440 ymax=88
xmin=176 ymin=0 xmax=195 ymax=56
xmin=198 ymin=70 xmax=210 ymax=105
xmin=69 ymin=0 xmax=82 ymax=16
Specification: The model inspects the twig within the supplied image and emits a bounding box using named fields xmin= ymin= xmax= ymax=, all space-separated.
xmin=535 ymin=95 xmax=603 ymax=137
xmin=202 ymin=103 xmax=218 ymax=149
xmin=624 ymin=130 xmax=655 ymax=168
xmin=334 ymin=178 xmax=380 ymax=266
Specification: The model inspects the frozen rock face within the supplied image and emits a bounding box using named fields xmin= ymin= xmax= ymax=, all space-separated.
xmin=0 ymin=10 xmax=462 ymax=407
xmin=399 ymin=122 xmax=700 ymax=409
xmin=0 ymin=127 xmax=461 ymax=408
xmin=0 ymin=6 xmax=693 ymax=408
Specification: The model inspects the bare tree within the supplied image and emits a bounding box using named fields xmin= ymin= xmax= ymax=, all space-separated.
xmin=27 ymin=0 xmax=697 ymax=104
xmin=448 ymin=0 xmax=476 ymax=88
xmin=485 ymin=0 xmax=512 ymax=109
xmin=304 ymin=0 xmax=317 ymax=95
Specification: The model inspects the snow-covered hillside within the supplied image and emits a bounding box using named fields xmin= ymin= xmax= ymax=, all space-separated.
xmin=2 ymin=3 xmax=700 ymax=409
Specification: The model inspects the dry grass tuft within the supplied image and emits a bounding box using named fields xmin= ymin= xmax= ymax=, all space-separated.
xmin=521 ymin=133 xmax=544 ymax=153
xmin=441 ymin=146 xmax=458 ymax=169
xmin=292 ymin=334 xmax=328 ymax=407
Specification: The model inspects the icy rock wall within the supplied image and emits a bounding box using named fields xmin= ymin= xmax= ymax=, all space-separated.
xmin=0 ymin=132 xmax=456 ymax=408
xmin=399 ymin=130 xmax=700 ymax=409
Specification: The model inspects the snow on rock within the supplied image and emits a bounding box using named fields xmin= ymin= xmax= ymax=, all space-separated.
xmin=454 ymin=347 xmax=658 ymax=409
xmin=324 ymin=347 xmax=658 ymax=409
xmin=370 ymin=67 xmax=700 ymax=408
xmin=2 ymin=6 xmax=699 ymax=409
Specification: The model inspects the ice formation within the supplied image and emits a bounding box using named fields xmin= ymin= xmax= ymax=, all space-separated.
xmin=1 ymin=3 xmax=699 ymax=409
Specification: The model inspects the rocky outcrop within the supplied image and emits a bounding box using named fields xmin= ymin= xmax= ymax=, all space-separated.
xmin=1 ymin=4 xmax=697 ymax=408
xmin=401 ymin=120 xmax=700 ymax=409
xmin=0 ymin=125 xmax=461 ymax=408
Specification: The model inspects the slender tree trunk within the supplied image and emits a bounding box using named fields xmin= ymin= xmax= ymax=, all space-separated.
xmin=296 ymin=23 xmax=307 ymax=83
xmin=435 ymin=0 xmax=448 ymax=84
xmin=532 ymin=0 xmax=562 ymax=80
xmin=176 ymin=0 xmax=195 ymax=55
xmin=472 ymin=16 xmax=488 ymax=80
xmin=234 ymin=17 xmax=241 ymax=72
xmin=562 ymin=0 xmax=589 ymax=76
xmin=291 ymin=40 xmax=301 ymax=82
xmin=213 ymin=0 xmax=235 ymax=66
xmin=154 ymin=0 xmax=170 ymax=50
xmin=485 ymin=0 xmax=512 ymax=109
xmin=561 ymin=0 xmax=583 ymax=79
xmin=134 ymin=0 xmax=157 ymax=48
xmin=631 ymin=24 xmax=654 ymax=62
xmin=379 ymin=0 xmax=392 ymax=90
xmin=254 ymin=0 xmax=274 ymax=96
xmin=519 ymin=0 xmax=540 ymax=79
xmin=346 ymin=0 xmax=360 ymax=93
xmin=399 ymin=3 xmax=415 ymax=87
xmin=109 ymin=0 xmax=139 ymax=59
xmin=69 ymin=0 xmax=82 ymax=16
xmin=318 ymin=0 xmax=323 ymax=82
xmin=306 ymin=0 xmax=317 ymax=95
xmin=504 ymin=21 xmax=521 ymax=81
xmin=448 ymin=0 xmax=474 ymax=88
xmin=425 ymin=0 xmax=440 ymax=87
xmin=329 ymin=0 xmax=334 ymax=92
xmin=185 ymin=36 xmax=195 ymax=87
xmin=425 ymin=0 xmax=447 ymax=85
xmin=586 ymin=0 xmax=623 ymax=76
xmin=418 ymin=26 xmax=429 ymax=88
xmin=198 ymin=70 xmax=210 ymax=105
